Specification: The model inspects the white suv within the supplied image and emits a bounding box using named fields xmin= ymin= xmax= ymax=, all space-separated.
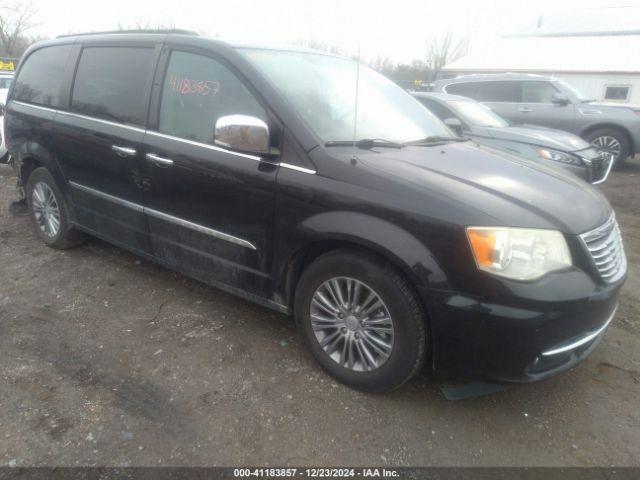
xmin=0 ymin=72 xmax=13 ymax=163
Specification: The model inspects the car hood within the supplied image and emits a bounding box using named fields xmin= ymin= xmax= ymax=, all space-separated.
xmin=476 ymin=124 xmax=590 ymax=152
xmin=337 ymin=141 xmax=611 ymax=235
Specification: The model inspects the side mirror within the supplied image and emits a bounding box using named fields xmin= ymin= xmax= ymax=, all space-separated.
xmin=444 ymin=117 xmax=464 ymax=135
xmin=551 ymin=92 xmax=570 ymax=106
xmin=214 ymin=114 xmax=270 ymax=155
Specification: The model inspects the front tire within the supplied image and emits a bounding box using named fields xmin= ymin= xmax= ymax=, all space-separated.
xmin=294 ymin=250 xmax=427 ymax=392
xmin=26 ymin=167 xmax=85 ymax=249
xmin=586 ymin=128 xmax=630 ymax=168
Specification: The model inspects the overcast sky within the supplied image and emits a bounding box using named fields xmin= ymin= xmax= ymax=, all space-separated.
xmin=27 ymin=0 xmax=639 ymax=63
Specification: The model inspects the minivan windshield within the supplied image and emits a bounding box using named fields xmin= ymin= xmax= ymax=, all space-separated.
xmin=446 ymin=99 xmax=509 ymax=128
xmin=241 ymin=49 xmax=453 ymax=144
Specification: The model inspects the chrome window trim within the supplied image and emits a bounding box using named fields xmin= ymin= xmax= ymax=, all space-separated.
xmin=11 ymin=100 xmax=58 ymax=114
xmin=542 ymin=306 xmax=616 ymax=356
xmin=13 ymin=102 xmax=317 ymax=174
xmin=69 ymin=182 xmax=257 ymax=250
xmin=279 ymin=162 xmax=316 ymax=175
xmin=146 ymin=130 xmax=262 ymax=162
xmin=12 ymin=101 xmax=147 ymax=133
xmin=57 ymin=109 xmax=146 ymax=133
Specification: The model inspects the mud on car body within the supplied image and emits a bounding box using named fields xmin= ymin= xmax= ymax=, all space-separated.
xmin=5 ymin=31 xmax=627 ymax=391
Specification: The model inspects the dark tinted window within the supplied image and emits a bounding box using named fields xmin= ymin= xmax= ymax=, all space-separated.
xmin=0 ymin=76 xmax=13 ymax=89
xmin=159 ymin=51 xmax=265 ymax=144
xmin=445 ymin=82 xmax=478 ymax=98
xmin=419 ymin=98 xmax=456 ymax=121
xmin=522 ymin=81 xmax=558 ymax=103
xmin=604 ymin=85 xmax=630 ymax=101
xmin=13 ymin=45 xmax=72 ymax=107
xmin=71 ymin=47 xmax=154 ymax=125
xmin=475 ymin=81 xmax=521 ymax=102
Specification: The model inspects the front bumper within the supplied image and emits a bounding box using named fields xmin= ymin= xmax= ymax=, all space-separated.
xmin=423 ymin=269 xmax=624 ymax=384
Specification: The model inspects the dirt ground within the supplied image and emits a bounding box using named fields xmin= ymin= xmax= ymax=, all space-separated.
xmin=0 ymin=161 xmax=638 ymax=467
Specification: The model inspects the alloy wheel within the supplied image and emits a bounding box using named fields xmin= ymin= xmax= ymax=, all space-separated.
xmin=591 ymin=136 xmax=621 ymax=162
xmin=310 ymin=277 xmax=394 ymax=372
xmin=32 ymin=181 xmax=61 ymax=238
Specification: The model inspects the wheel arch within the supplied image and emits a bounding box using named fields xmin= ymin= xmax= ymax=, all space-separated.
xmin=579 ymin=123 xmax=634 ymax=156
xmin=279 ymin=211 xmax=446 ymax=314
xmin=14 ymin=140 xmax=70 ymax=202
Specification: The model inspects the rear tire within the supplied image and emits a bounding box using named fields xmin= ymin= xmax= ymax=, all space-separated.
xmin=586 ymin=128 xmax=630 ymax=168
xmin=26 ymin=167 xmax=85 ymax=249
xmin=294 ymin=250 xmax=427 ymax=392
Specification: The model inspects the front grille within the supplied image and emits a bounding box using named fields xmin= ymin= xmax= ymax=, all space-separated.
xmin=580 ymin=215 xmax=627 ymax=283
xmin=590 ymin=152 xmax=613 ymax=183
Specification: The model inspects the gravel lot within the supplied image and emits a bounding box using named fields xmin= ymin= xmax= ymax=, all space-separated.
xmin=0 ymin=161 xmax=639 ymax=467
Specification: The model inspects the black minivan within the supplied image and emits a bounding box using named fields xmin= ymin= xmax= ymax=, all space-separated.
xmin=6 ymin=31 xmax=627 ymax=392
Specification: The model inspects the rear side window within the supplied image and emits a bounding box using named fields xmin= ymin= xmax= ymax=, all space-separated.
xmin=158 ymin=51 xmax=266 ymax=144
xmin=475 ymin=81 xmax=522 ymax=102
xmin=71 ymin=47 xmax=155 ymax=126
xmin=445 ymin=82 xmax=477 ymax=98
xmin=12 ymin=45 xmax=72 ymax=107
xmin=522 ymin=81 xmax=559 ymax=103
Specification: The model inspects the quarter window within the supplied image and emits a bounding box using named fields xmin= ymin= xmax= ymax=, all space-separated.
xmin=604 ymin=85 xmax=630 ymax=101
xmin=13 ymin=45 xmax=72 ymax=107
xmin=71 ymin=47 xmax=155 ymax=126
xmin=158 ymin=51 xmax=266 ymax=145
xmin=522 ymin=81 xmax=559 ymax=103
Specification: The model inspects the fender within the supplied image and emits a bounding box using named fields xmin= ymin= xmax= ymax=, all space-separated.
xmin=275 ymin=210 xmax=449 ymax=309
xmin=15 ymin=139 xmax=69 ymax=199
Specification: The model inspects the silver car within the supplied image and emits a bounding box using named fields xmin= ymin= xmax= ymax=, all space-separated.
xmin=432 ymin=73 xmax=640 ymax=166
xmin=413 ymin=92 xmax=612 ymax=184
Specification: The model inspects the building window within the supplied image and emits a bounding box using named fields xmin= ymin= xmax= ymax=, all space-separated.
xmin=604 ymin=85 xmax=631 ymax=102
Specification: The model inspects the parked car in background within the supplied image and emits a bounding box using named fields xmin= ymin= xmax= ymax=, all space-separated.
xmin=6 ymin=32 xmax=626 ymax=392
xmin=413 ymin=92 xmax=612 ymax=184
xmin=0 ymin=86 xmax=9 ymax=163
xmin=432 ymin=73 xmax=640 ymax=167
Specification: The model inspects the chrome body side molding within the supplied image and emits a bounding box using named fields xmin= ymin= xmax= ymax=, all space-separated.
xmin=69 ymin=182 xmax=257 ymax=250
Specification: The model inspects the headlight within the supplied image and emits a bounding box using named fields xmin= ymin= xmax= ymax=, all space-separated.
xmin=536 ymin=148 xmax=582 ymax=166
xmin=466 ymin=227 xmax=572 ymax=281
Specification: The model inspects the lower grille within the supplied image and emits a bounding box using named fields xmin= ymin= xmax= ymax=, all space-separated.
xmin=580 ymin=215 xmax=627 ymax=283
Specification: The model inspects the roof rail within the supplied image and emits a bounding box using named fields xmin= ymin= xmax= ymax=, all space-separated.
xmin=57 ymin=29 xmax=198 ymax=38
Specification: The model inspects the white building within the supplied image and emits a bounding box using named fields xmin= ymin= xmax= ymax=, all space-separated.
xmin=443 ymin=6 xmax=640 ymax=104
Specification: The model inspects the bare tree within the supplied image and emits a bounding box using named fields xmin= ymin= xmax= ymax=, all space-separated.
xmin=292 ymin=38 xmax=342 ymax=55
xmin=0 ymin=1 xmax=37 ymax=56
xmin=424 ymin=32 xmax=469 ymax=82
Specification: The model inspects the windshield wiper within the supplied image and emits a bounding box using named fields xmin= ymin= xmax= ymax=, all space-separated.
xmin=403 ymin=136 xmax=466 ymax=146
xmin=325 ymin=138 xmax=403 ymax=149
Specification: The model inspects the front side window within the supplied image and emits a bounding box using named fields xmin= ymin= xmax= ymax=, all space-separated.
xmin=12 ymin=45 xmax=72 ymax=107
xmin=242 ymin=49 xmax=451 ymax=143
xmin=604 ymin=85 xmax=630 ymax=101
xmin=475 ymin=81 xmax=522 ymax=103
xmin=71 ymin=47 xmax=155 ymax=126
xmin=158 ymin=51 xmax=266 ymax=144
xmin=522 ymin=81 xmax=559 ymax=103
